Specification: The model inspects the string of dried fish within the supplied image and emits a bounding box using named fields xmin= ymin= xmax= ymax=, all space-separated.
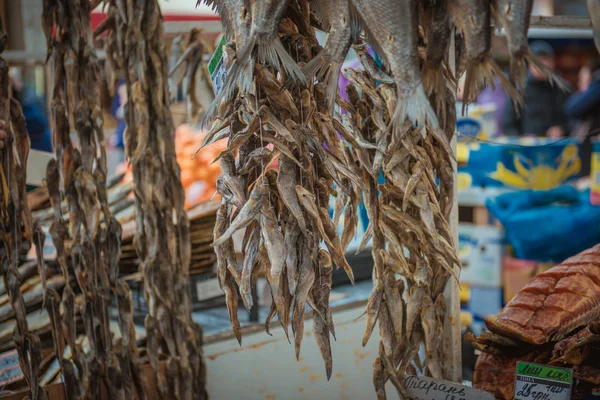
xmin=104 ymin=0 xmax=208 ymax=398
xmin=198 ymin=0 xmax=357 ymax=378
xmin=41 ymin=0 xmax=141 ymax=398
xmin=0 ymin=17 xmax=47 ymax=399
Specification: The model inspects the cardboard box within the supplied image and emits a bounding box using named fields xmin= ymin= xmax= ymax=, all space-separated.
xmin=458 ymin=223 xmax=505 ymax=288
xmin=468 ymin=286 xmax=503 ymax=319
xmin=457 ymin=137 xmax=581 ymax=191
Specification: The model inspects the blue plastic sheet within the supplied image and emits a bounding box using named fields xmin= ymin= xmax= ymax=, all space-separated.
xmin=486 ymin=186 xmax=600 ymax=262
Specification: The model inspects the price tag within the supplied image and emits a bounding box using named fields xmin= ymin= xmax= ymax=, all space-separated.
xmin=0 ymin=350 xmax=23 ymax=386
xmin=403 ymin=375 xmax=494 ymax=400
xmin=514 ymin=362 xmax=572 ymax=400
xmin=208 ymin=36 xmax=227 ymax=96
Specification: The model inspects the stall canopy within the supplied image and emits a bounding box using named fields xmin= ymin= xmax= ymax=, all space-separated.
xmin=92 ymin=1 xmax=221 ymax=33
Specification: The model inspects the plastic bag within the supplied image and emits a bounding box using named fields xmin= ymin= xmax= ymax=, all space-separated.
xmin=486 ymin=186 xmax=600 ymax=262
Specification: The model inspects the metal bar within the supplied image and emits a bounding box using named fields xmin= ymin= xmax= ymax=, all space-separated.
xmin=529 ymin=15 xmax=592 ymax=29
xmin=1 ymin=49 xmax=108 ymax=63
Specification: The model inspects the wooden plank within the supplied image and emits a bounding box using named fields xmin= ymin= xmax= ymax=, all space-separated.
xmin=443 ymin=30 xmax=462 ymax=384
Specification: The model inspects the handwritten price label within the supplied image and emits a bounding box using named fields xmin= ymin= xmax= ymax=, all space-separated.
xmin=403 ymin=375 xmax=494 ymax=400
xmin=514 ymin=362 xmax=572 ymax=400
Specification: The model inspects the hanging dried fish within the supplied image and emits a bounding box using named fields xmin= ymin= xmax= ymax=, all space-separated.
xmin=0 ymin=16 xmax=46 ymax=399
xmin=106 ymin=0 xmax=208 ymax=398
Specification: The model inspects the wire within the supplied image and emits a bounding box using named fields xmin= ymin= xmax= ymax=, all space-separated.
xmin=456 ymin=132 xmax=576 ymax=148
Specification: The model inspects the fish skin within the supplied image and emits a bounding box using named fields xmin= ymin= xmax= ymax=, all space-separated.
xmin=284 ymin=218 xmax=301 ymax=295
xmin=421 ymin=294 xmax=444 ymax=379
xmin=362 ymin=281 xmax=383 ymax=347
xmin=312 ymin=249 xmax=334 ymax=380
xmin=292 ymin=234 xmax=316 ymax=360
xmin=215 ymin=201 xmax=232 ymax=288
xmin=341 ymin=197 xmax=358 ymax=252
xmin=318 ymin=207 xmax=355 ymax=285
xmin=382 ymin=270 xmax=404 ymax=345
xmin=373 ymin=356 xmax=388 ymax=400
xmin=220 ymin=153 xmax=247 ymax=208
xmin=406 ymin=285 xmax=425 ymax=342
xmin=212 ymin=179 xmax=266 ymax=246
xmin=302 ymin=0 xmax=358 ymax=113
xmin=350 ymin=0 xmax=439 ymax=133
xmin=241 ymin=223 xmax=261 ymax=310
xmin=260 ymin=202 xmax=289 ymax=339
xmin=357 ymin=48 xmax=394 ymax=85
xmin=277 ymin=157 xmax=308 ymax=235
xmin=223 ymin=273 xmax=243 ymax=345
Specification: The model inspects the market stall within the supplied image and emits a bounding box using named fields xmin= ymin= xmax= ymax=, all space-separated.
xmin=1 ymin=0 xmax=600 ymax=399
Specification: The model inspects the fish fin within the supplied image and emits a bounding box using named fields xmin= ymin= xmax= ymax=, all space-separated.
xmin=422 ymin=65 xmax=448 ymax=128
xmin=508 ymin=56 xmax=528 ymax=93
xmin=310 ymin=0 xmax=331 ymax=30
xmin=257 ymin=37 xmax=307 ymax=88
xmin=394 ymin=83 xmax=439 ymax=132
xmin=526 ymin=50 xmax=570 ymax=92
xmin=302 ymin=54 xmax=341 ymax=114
xmin=463 ymin=58 xmax=524 ymax=116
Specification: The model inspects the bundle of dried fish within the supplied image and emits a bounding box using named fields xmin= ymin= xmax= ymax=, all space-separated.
xmin=197 ymin=0 xmax=358 ymax=379
xmin=0 ymin=17 xmax=47 ymax=398
xmin=472 ymin=245 xmax=600 ymax=399
xmin=336 ymin=42 xmax=459 ymax=397
xmin=42 ymin=0 xmax=142 ymax=398
xmin=104 ymin=0 xmax=208 ymax=398
xmin=169 ymin=28 xmax=215 ymax=123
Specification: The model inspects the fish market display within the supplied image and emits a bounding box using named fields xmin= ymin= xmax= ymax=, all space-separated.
xmin=472 ymin=244 xmax=600 ymax=399
xmin=42 ymin=0 xmax=143 ymax=397
xmin=200 ymin=0 xmax=358 ymax=380
xmin=198 ymin=0 xmax=465 ymax=394
xmin=0 ymin=17 xmax=47 ymax=398
xmin=104 ymin=0 xmax=208 ymax=398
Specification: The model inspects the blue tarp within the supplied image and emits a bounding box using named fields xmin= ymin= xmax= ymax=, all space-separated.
xmin=486 ymin=186 xmax=600 ymax=262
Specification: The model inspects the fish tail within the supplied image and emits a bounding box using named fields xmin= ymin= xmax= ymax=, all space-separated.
xmin=508 ymin=56 xmax=528 ymax=93
xmin=302 ymin=53 xmax=341 ymax=114
xmin=422 ymin=65 xmax=448 ymax=128
xmin=463 ymin=58 xmax=523 ymax=115
xmin=257 ymin=36 xmax=307 ymax=87
xmin=394 ymin=83 xmax=439 ymax=134
xmin=490 ymin=58 xmax=525 ymax=116
xmin=526 ymin=50 xmax=569 ymax=92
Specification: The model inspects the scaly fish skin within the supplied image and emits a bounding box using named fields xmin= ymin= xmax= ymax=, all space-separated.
xmin=351 ymin=0 xmax=438 ymax=130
